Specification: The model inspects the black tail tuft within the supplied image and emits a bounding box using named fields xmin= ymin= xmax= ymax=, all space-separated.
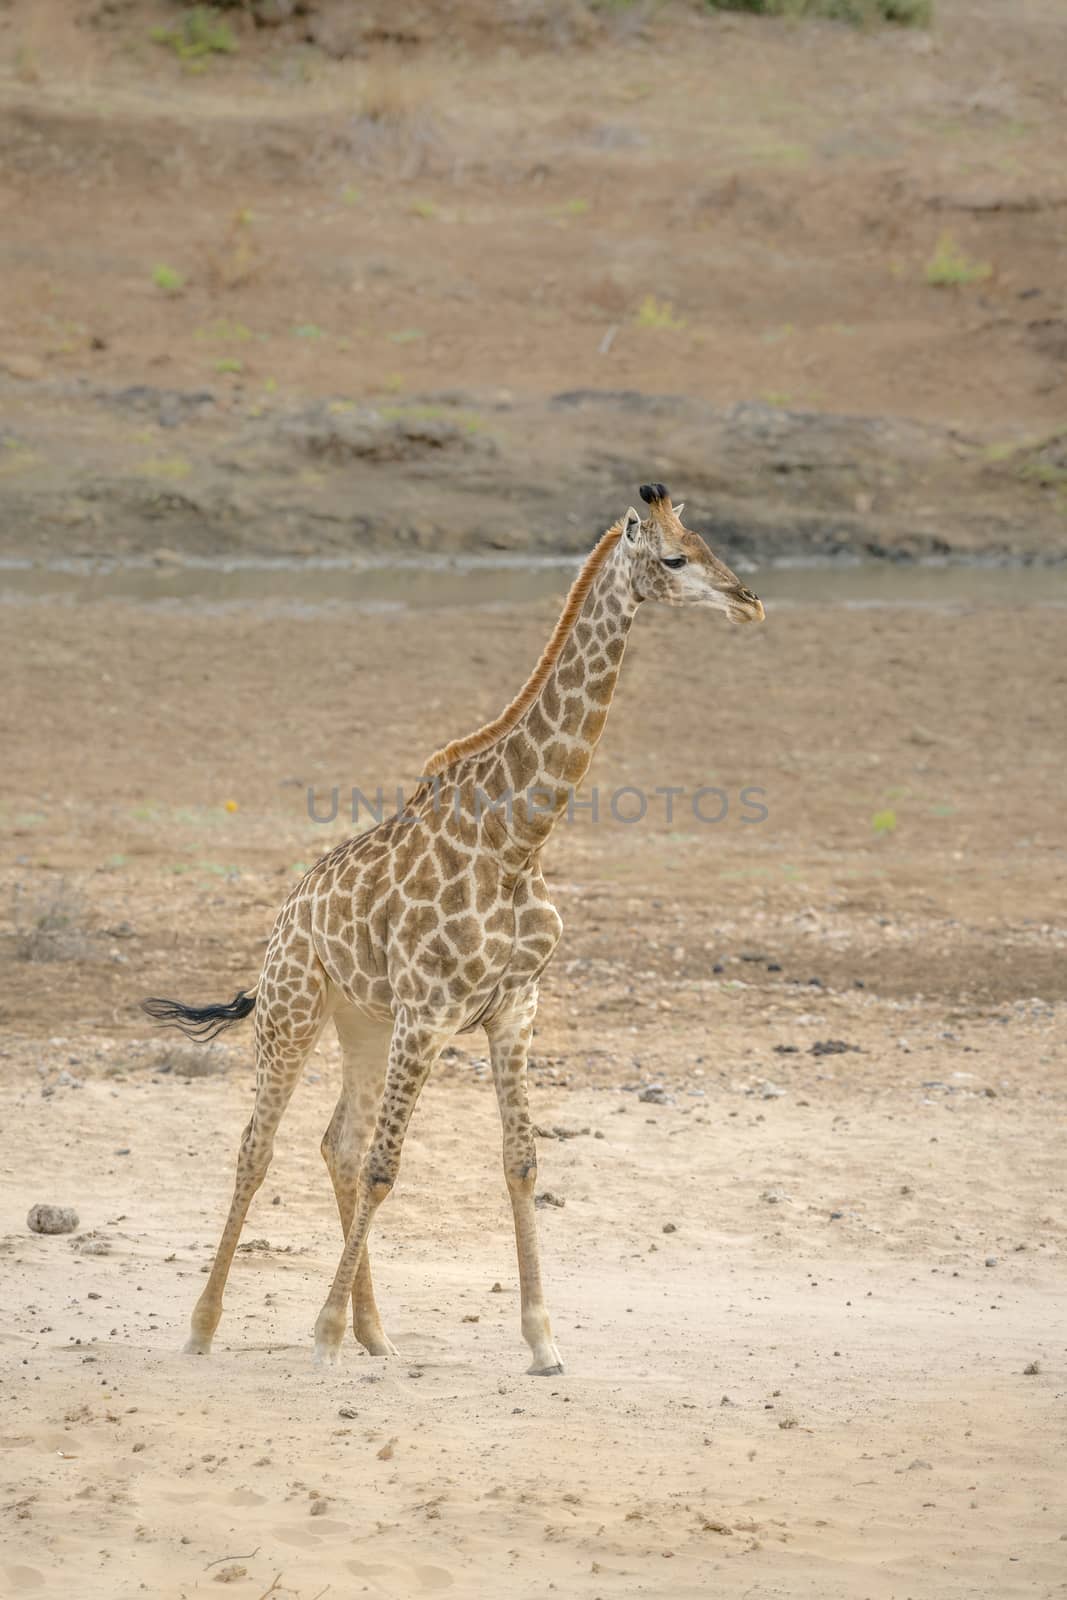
xmin=140 ymin=987 xmax=257 ymax=1043
xmin=639 ymin=482 xmax=670 ymax=506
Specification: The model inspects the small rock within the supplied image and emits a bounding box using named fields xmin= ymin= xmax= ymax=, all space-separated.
xmin=534 ymin=1191 xmax=565 ymax=1209
xmin=1023 ymin=1361 xmax=1041 ymax=1376
xmin=662 ymin=1221 xmax=677 ymax=1234
xmin=490 ymin=1281 xmax=503 ymax=1293
xmin=984 ymin=1256 xmax=997 ymax=1268
xmin=1 ymin=353 xmax=44 ymax=381
xmin=638 ymin=1085 xmax=669 ymax=1104
xmin=337 ymin=1405 xmax=359 ymax=1419
xmin=27 ymin=1203 xmax=79 ymax=1235
xmin=309 ymin=1498 xmax=328 ymax=1516
xmin=761 ymin=1189 xmax=788 ymax=1205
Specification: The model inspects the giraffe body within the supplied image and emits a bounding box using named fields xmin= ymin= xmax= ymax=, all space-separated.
xmin=143 ymin=486 xmax=763 ymax=1372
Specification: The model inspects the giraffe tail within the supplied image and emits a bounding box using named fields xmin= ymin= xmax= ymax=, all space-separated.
xmin=140 ymin=986 xmax=257 ymax=1043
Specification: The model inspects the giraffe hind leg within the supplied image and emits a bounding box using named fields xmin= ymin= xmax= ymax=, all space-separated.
xmin=321 ymin=1009 xmax=396 ymax=1356
xmin=185 ymin=961 xmax=329 ymax=1355
xmin=313 ymin=1011 xmax=444 ymax=1365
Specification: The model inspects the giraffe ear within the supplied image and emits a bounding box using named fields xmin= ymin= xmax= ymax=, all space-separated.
xmin=673 ymin=501 xmax=685 ymax=517
xmin=623 ymin=507 xmax=641 ymax=541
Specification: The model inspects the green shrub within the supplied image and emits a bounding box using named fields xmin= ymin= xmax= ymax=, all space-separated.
xmin=924 ymin=232 xmax=991 ymax=288
xmin=152 ymin=263 xmax=184 ymax=294
xmin=151 ymin=8 xmax=237 ymax=61
xmin=705 ymin=0 xmax=932 ymax=23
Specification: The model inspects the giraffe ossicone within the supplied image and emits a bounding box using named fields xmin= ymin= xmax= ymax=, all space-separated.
xmin=142 ymin=486 xmax=764 ymax=1373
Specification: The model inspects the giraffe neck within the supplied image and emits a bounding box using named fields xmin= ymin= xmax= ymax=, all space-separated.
xmin=478 ymin=541 xmax=638 ymax=849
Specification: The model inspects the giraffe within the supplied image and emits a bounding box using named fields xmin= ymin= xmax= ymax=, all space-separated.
xmin=142 ymin=484 xmax=764 ymax=1373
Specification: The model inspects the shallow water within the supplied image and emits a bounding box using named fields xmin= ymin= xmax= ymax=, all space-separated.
xmin=1 ymin=553 xmax=1065 ymax=613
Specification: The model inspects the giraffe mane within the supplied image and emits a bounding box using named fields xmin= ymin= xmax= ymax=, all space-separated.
xmin=421 ymin=518 xmax=626 ymax=779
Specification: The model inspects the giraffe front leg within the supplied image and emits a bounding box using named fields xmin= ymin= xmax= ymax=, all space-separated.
xmin=487 ymin=992 xmax=563 ymax=1377
xmin=313 ymin=1013 xmax=441 ymax=1366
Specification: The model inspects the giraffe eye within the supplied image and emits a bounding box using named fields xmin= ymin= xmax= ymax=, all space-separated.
xmin=661 ymin=555 xmax=687 ymax=570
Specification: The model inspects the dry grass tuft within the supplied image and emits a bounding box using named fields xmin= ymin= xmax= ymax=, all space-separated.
xmin=156 ymin=1042 xmax=230 ymax=1078
xmin=343 ymin=54 xmax=445 ymax=178
xmin=14 ymin=880 xmax=92 ymax=963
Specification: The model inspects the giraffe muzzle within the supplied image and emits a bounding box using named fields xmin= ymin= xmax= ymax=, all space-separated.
xmin=726 ymin=587 xmax=765 ymax=624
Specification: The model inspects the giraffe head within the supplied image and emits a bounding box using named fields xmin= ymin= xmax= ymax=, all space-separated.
xmin=621 ymin=483 xmax=765 ymax=624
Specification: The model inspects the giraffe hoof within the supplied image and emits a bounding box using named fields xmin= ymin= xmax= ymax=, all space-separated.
xmin=528 ymin=1360 xmax=564 ymax=1377
xmin=313 ymin=1340 xmax=343 ymax=1367
xmin=358 ymin=1334 xmax=400 ymax=1358
xmin=183 ymin=1336 xmax=212 ymax=1357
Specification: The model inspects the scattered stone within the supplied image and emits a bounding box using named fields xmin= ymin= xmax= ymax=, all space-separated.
xmin=1023 ymin=1361 xmax=1041 ymax=1375
xmin=638 ymin=1084 xmax=669 ymax=1104
xmin=761 ymin=1189 xmax=789 ymax=1205
xmin=490 ymin=1281 xmax=503 ymax=1293
xmin=829 ymin=1210 xmax=843 ymax=1220
xmin=309 ymin=1498 xmax=328 ymax=1516
xmin=985 ymin=1256 xmax=997 ymax=1268
xmin=338 ymin=1405 xmax=359 ymax=1419
xmin=701 ymin=1516 xmax=733 ymax=1534
xmin=772 ymin=1045 xmax=799 ymax=1055
xmin=462 ymin=1313 xmax=480 ymax=1323
xmin=535 ymin=1191 xmax=565 ymax=1209
xmin=778 ymin=1417 xmax=799 ymax=1429
xmin=810 ymin=1040 xmax=860 ymax=1057
xmin=662 ymin=1222 xmax=677 ymax=1234
xmin=1 ymin=354 xmax=44 ymax=381
xmin=27 ymin=1204 xmax=79 ymax=1235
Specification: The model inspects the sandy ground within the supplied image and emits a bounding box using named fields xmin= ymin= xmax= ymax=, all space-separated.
xmin=1 ymin=586 xmax=1065 ymax=1598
